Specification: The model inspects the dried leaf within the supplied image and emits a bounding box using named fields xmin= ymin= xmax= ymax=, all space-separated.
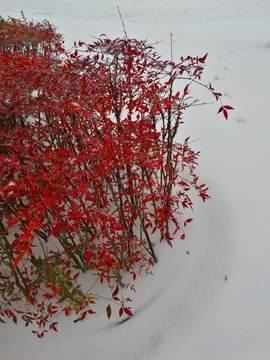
xmin=106 ymin=304 xmax=112 ymax=319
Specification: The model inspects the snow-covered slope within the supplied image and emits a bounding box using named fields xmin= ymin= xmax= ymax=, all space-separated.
xmin=1 ymin=1 xmax=270 ymax=359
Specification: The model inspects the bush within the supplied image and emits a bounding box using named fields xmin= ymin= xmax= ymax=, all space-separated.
xmin=0 ymin=15 xmax=233 ymax=337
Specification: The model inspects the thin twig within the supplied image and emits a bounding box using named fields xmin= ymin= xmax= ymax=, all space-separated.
xmin=170 ymin=33 xmax=174 ymax=63
xmin=117 ymin=6 xmax=128 ymax=39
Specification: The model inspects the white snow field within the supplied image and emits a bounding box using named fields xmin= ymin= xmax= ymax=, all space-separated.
xmin=1 ymin=0 xmax=270 ymax=359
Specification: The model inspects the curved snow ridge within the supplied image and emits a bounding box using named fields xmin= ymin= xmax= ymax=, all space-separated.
xmin=91 ymin=179 xmax=235 ymax=360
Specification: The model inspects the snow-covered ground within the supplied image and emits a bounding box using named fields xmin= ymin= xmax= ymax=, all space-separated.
xmin=1 ymin=1 xmax=270 ymax=359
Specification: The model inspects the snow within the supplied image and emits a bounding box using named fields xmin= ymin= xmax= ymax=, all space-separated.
xmin=1 ymin=0 xmax=270 ymax=359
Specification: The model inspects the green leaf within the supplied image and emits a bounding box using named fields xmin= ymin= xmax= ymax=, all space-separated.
xmin=75 ymin=288 xmax=83 ymax=297
xmin=30 ymin=257 xmax=42 ymax=266
xmin=66 ymin=242 xmax=74 ymax=248
xmin=71 ymin=265 xmax=80 ymax=269
xmin=37 ymin=275 xmax=48 ymax=283
xmin=55 ymin=253 xmax=61 ymax=265
xmin=58 ymin=293 xmax=68 ymax=303
xmin=65 ymin=280 xmax=72 ymax=287
xmin=35 ymin=266 xmax=44 ymax=274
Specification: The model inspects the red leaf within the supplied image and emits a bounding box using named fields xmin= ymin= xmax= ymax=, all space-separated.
xmin=27 ymin=295 xmax=35 ymax=305
xmin=11 ymin=251 xmax=25 ymax=273
xmin=8 ymin=216 xmax=22 ymax=228
xmin=217 ymin=106 xmax=223 ymax=114
xmin=199 ymin=53 xmax=208 ymax=62
xmin=119 ymin=307 xmax=124 ymax=317
xmin=124 ymin=307 xmax=132 ymax=316
xmin=73 ymin=272 xmax=79 ymax=280
xmin=151 ymin=226 xmax=157 ymax=235
xmin=81 ymin=311 xmax=87 ymax=321
xmin=112 ymin=284 xmax=119 ymax=297
xmin=181 ymin=233 xmax=185 ymax=240
xmin=217 ymin=105 xmax=232 ymax=119
xmin=69 ymin=101 xmax=82 ymax=111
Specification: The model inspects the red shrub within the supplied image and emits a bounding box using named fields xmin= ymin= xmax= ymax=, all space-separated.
xmin=0 ymin=16 xmax=233 ymax=336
